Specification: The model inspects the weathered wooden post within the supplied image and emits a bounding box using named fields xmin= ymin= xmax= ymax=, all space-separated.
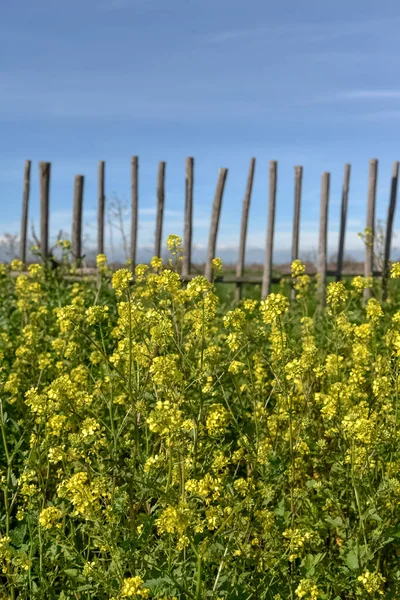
xmin=336 ymin=164 xmax=351 ymax=281
xmin=182 ymin=157 xmax=194 ymax=278
xmin=20 ymin=160 xmax=31 ymax=264
xmin=290 ymin=165 xmax=302 ymax=300
xmin=130 ymin=156 xmax=139 ymax=270
xmin=262 ymin=161 xmax=278 ymax=299
xmin=98 ymin=160 xmax=105 ymax=256
xmin=382 ymin=161 xmax=399 ymax=299
xmin=155 ymin=161 xmax=166 ymax=258
xmin=39 ymin=161 xmax=51 ymax=261
xmin=205 ymin=168 xmax=228 ymax=282
xmin=72 ymin=175 xmax=84 ymax=265
xmin=235 ymin=158 xmax=256 ymax=302
xmin=318 ymin=172 xmax=330 ymax=304
xmin=364 ymin=159 xmax=378 ymax=299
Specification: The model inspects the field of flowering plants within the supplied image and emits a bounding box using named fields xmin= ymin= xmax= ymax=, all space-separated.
xmin=1 ymin=235 xmax=400 ymax=599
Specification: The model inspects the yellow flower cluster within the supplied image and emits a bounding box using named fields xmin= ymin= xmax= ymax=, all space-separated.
xmin=86 ymin=304 xmax=109 ymax=325
xmin=120 ymin=576 xmax=150 ymax=598
xmin=326 ymin=281 xmax=348 ymax=311
xmin=166 ymin=234 xmax=182 ymax=255
xmin=39 ymin=506 xmax=63 ymax=529
xmin=390 ymin=262 xmax=400 ymax=278
xmin=205 ymin=403 xmax=230 ymax=436
xmin=260 ymin=293 xmax=289 ymax=324
xmin=1 ymin=241 xmax=400 ymax=598
xmin=295 ymin=579 xmax=320 ymax=599
xmin=112 ymin=268 xmax=133 ymax=296
xmin=357 ymin=570 xmax=386 ymax=595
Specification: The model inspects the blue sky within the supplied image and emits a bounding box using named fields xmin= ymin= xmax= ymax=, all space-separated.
xmin=2 ymin=0 xmax=400 ymax=263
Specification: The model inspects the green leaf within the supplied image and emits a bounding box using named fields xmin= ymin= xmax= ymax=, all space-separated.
xmin=326 ymin=516 xmax=343 ymax=528
xmin=143 ymin=576 xmax=168 ymax=589
xmin=9 ymin=524 xmax=27 ymax=547
xmin=345 ymin=550 xmax=359 ymax=571
xmin=64 ymin=568 xmax=79 ymax=578
xmin=274 ymin=498 xmax=285 ymax=517
xmin=302 ymin=552 xmax=325 ymax=575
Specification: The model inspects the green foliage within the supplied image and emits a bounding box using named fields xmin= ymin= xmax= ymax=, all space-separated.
xmin=1 ymin=243 xmax=400 ymax=598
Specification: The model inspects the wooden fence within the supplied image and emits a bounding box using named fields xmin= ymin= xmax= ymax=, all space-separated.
xmin=17 ymin=157 xmax=400 ymax=300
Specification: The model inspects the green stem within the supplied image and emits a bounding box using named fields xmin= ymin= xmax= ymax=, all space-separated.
xmin=195 ymin=550 xmax=202 ymax=600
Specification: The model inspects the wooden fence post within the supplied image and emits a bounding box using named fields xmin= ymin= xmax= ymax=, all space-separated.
xmin=20 ymin=160 xmax=31 ymax=264
xmin=39 ymin=162 xmax=51 ymax=261
xmin=155 ymin=161 xmax=166 ymax=258
xmin=130 ymin=156 xmax=139 ymax=270
xmin=336 ymin=164 xmax=351 ymax=281
xmin=382 ymin=161 xmax=399 ymax=299
xmin=318 ymin=172 xmax=330 ymax=304
xmin=205 ymin=168 xmax=228 ymax=282
xmin=98 ymin=160 xmax=105 ymax=256
xmin=290 ymin=165 xmax=302 ymax=300
xmin=364 ymin=159 xmax=378 ymax=299
xmin=182 ymin=157 xmax=194 ymax=278
xmin=235 ymin=157 xmax=256 ymax=302
xmin=261 ymin=161 xmax=278 ymax=299
xmin=72 ymin=175 xmax=84 ymax=265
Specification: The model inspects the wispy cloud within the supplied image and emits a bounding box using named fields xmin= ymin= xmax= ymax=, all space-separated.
xmin=96 ymin=0 xmax=167 ymax=12
xmin=330 ymin=110 xmax=400 ymax=123
xmin=203 ymin=28 xmax=264 ymax=45
xmin=335 ymin=90 xmax=400 ymax=100
xmin=203 ymin=15 xmax=400 ymax=46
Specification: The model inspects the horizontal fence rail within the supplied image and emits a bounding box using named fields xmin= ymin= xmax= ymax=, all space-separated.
xmin=12 ymin=156 xmax=400 ymax=300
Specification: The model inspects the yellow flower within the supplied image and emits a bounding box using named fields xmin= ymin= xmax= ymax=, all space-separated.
xmin=260 ymin=293 xmax=289 ymax=325
xmin=390 ymin=262 xmax=400 ymax=278
xmin=11 ymin=259 xmax=24 ymax=271
xmin=150 ymin=256 xmax=163 ymax=270
xmin=86 ymin=305 xmax=109 ymax=325
xmin=295 ymin=579 xmax=320 ymax=599
xmin=28 ymin=263 xmax=43 ymax=277
xmin=291 ymin=259 xmax=306 ymax=278
xmin=39 ymin=507 xmax=63 ymax=529
xmin=166 ymin=234 xmax=182 ymax=255
xmin=96 ymin=253 xmax=108 ymax=269
xmin=366 ymin=298 xmax=383 ymax=323
xmin=121 ymin=576 xmax=150 ymax=598
xmin=206 ymin=403 xmax=230 ymax=436
xmin=211 ymin=257 xmax=223 ymax=274
xmin=351 ymin=275 xmax=373 ymax=294
xmin=326 ymin=281 xmax=348 ymax=310
xmin=112 ymin=268 xmax=133 ymax=296
xmin=357 ymin=570 xmax=386 ymax=596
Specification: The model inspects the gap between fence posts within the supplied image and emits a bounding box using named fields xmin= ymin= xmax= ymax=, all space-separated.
xmin=130 ymin=156 xmax=139 ymax=270
xmin=235 ymin=157 xmax=256 ymax=303
xmin=20 ymin=160 xmax=31 ymax=264
xmin=290 ymin=165 xmax=303 ymax=301
xmin=318 ymin=172 xmax=330 ymax=304
xmin=98 ymin=161 xmax=105 ymax=257
xmin=39 ymin=162 xmax=51 ymax=262
xmin=205 ymin=168 xmax=228 ymax=282
xmin=183 ymin=157 xmax=194 ymax=278
xmin=155 ymin=161 xmax=166 ymax=259
xmin=364 ymin=158 xmax=378 ymax=299
xmin=382 ymin=161 xmax=399 ymax=300
xmin=72 ymin=175 xmax=84 ymax=266
xmin=336 ymin=164 xmax=351 ymax=282
xmin=262 ymin=161 xmax=277 ymax=299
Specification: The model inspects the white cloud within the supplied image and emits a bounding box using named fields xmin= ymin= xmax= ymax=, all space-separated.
xmin=202 ymin=28 xmax=264 ymax=45
xmin=335 ymin=90 xmax=400 ymax=100
xmin=96 ymin=0 xmax=164 ymax=12
xmin=203 ymin=16 xmax=400 ymax=47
